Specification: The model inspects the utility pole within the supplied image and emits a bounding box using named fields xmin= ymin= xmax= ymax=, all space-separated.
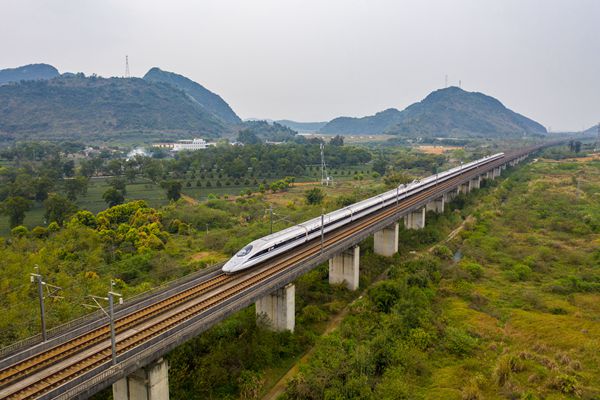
xmin=108 ymin=280 xmax=121 ymax=365
xmin=30 ymin=266 xmax=61 ymax=341
xmin=85 ymin=280 xmax=122 ymax=365
xmin=31 ymin=267 xmax=46 ymax=341
xmin=269 ymin=204 xmax=273 ymax=234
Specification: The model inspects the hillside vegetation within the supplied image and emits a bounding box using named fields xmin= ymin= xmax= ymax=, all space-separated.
xmin=143 ymin=67 xmax=241 ymax=124
xmin=0 ymin=63 xmax=59 ymax=85
xmin=0 ymin=75 xmax=229 ymax=142
xmin=282 ymin=157 xmax=600 ymax=399
xmin=320 ymin=87 xmax=547 ymax=138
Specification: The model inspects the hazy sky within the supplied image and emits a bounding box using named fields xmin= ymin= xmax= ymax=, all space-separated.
xmin=2 ymin=0 xmax=599 ymax=131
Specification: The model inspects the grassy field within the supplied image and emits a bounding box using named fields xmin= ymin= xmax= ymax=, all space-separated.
xmin=424 ymin=158 xmax=600 ymax=399
xmin=0 ymin=177 xmax=171 ymax=235
xmin=278 ymin=157 xmax=600 ymax=399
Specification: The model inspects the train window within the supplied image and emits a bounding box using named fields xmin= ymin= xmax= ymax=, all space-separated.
xmin=236 ymin=245 xmax=253 ymax=257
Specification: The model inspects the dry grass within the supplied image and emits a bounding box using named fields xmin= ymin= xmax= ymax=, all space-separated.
xmin=417 ymin=145 xmax=463 ymax=154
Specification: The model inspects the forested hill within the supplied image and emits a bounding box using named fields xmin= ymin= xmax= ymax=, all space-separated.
xmin=0 ymin=75 xmax=229 ymax=142
xmin=0 ymin=63 xmax=59 ymax=85
xmin=320 ymin=87 xmax=547 ymax=138
xmin=275 ymin=120 xmax=328 ymax=132
xmin=320 ymin=108 xmax=403 ymax=135
xmin=143 ymin=67 xmax=241 ymax=124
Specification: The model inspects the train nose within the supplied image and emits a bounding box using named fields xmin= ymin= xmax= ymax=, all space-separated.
xmin=222 ymin=257 xmax=242 ymax=274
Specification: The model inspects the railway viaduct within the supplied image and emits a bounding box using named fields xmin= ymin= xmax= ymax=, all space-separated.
xmin=0 ymin=146 xmax=550 ymax=400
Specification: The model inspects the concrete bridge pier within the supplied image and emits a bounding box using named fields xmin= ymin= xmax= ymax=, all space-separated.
xmin=469 ymin=176 xmax=481 ymax=191
xmin=404 ymin=207 xmax=425 ymax=229
xmin=113 ymin=358 xmax=170 ymax=400
xmin=446 ymin=188 xmax=460 ymax=200
xmin=255 ymin=284 xmax=295 ymax=332
xmin=493 ymin=167 xmax=501 ymax=178
xmin=374 ymin=223 xmax=399 ymax=256
xmin=426 ymin=195 xmax=445 ymax=213
xmin=459 ymin=181 xmax=470 ymax=195
xmin=329 ymin=246 xmax=360 ymax=290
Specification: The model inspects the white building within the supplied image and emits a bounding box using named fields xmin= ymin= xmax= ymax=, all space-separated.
xmin=153 ymin=138 xmax=215 ymax=151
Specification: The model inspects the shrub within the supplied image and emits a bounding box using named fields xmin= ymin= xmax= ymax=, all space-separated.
xmin=10 ymin=225 xmax=28 ymax=237
xmin=48 ymin=221 xmax=60 ymax=232
xmin=445 ymin=327 xmax=478 ymax=356
xmin=433 ymin=245 xmax=453 ymax=260
xmin=460 ymin=260 xmax=484 ymax=280
xmin=513 ymin=263 xmax=532 ymax=281
xmin=494 ymin=354 xmax=525 ymax=387
xmin=31 ymin=226 xmax=48 ymax=238
xmin=550 ymin=374 xmax=581 ymax=396
xmin=301 ymin=305 xmax=328 ymax=323
xmin=305 ymin=188 xmax=325 ymax=205
xmin=368 ymin=281 xmax=404 ymax=313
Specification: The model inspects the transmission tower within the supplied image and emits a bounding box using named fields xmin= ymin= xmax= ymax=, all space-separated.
xmin=125 ymin=55 xmax=130 ymax=78
xmin=320 ymin=143 xmax=332 ymax=186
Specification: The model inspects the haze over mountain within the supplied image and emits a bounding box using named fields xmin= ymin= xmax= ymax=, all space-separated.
xmin=143 ymin=67 xmax=241 ymax=125
xmin=320 ymin=87 xmax=547 ymax=138
xmin=0 ymin=63 xmax=59 ymax=85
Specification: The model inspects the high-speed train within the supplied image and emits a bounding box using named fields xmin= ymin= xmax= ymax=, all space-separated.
xmin=222 ymin=153 xmax=504 ymax=273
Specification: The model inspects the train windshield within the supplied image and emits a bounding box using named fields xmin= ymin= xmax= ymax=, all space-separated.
xmin=237 ymin=245 xmax=253 ymax=257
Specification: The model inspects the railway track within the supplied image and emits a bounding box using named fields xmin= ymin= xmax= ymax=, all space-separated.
xmin=0 ymin=150 xmax=536 ymax=400
xmin=0 ymin=273 xmax=233 ymax=390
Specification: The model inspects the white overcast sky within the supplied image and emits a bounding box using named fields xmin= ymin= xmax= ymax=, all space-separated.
xmin=1 ymin=0 xmax=599 ymax=131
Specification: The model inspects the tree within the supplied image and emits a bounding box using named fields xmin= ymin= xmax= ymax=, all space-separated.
xmin=62 ymin=160 xmax=75 ymax=177
xmin=44 ymin=194 xmax=77 ymax=225
xmin=161 ymin=180 xmax=182 ymax=202
xmin=103 ymin=188 xmax=125 ymax=207
xmin=305 ymin=187 xmax=325 ymax=205
xmin=124 ymin=161 xmax=138 ymax=183
xmin=106 ymin=159 xmax=123 ymax=176
xmin=329 ymin=135 xmax=344 ymax=146
xmin=237 ymin=130 xmax=261 ymax=145
xmin=383 ymin=171 xmax=413 ymax=187
xmin=0 ymin=196 xmax=32 ymax=227
xmin=64 ymin=176 xmax=89 ymax=201
xmin=109 ymin=177 xmax=127 ymax=196
xmin=34 ymin=177 xmax=54 ymax=202
xmin=372 ymin=158 xmax=388 ymax=175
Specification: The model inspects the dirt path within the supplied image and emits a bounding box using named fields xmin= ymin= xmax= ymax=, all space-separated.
xmin=262 ymin=216 xmax=471 ymax=400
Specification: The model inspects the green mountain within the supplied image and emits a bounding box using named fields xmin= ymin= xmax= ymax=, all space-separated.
xmin=0 ymin=63 xmax=59 ymax=85
xmin=0 ymin=74 xmax=229 ymax=142
xmin=143 ymin=67 xmax=241 ymax=124
xmin=320 ymin=87 xmax=547 ymax=137
xmin=275 ymin=120 xmax=328 ymax=132
xmin=320 ymin=108 xmax=403 ymax=135
xmin=239 ymin=120 xmax=297 ymax=142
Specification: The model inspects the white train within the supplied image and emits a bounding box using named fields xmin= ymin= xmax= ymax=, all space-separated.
xmin=222 ymin=153 xmax=504 ymax=273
